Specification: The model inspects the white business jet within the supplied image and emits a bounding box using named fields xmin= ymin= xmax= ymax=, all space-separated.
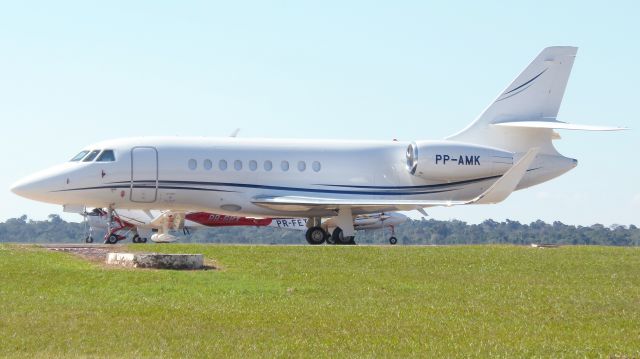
xmin=11 ymin=47 xmax=625 ymax=245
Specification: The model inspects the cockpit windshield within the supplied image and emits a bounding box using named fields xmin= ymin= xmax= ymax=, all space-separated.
xmin=82 ymin=150 xmax=101 ymax=162
xmin=96 ymin=150 xmax=116 ymax=162
xmin=69 ymin=150 xmax=90 ymax=162
xmin=71 ymin=149 xmax=116 ymax=162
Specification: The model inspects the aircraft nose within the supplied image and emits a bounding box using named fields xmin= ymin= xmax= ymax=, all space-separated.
xmin=10 ymin=163 xmax=79 ymax=204
xmin=10 ymin=174 xmax=56 ymax=202
xmin=10 ymin=177 xmax=40 ymax=199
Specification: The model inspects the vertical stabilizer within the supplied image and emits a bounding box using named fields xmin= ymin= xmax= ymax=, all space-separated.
xmin=447 ymin=46 xmax=578 ymax=154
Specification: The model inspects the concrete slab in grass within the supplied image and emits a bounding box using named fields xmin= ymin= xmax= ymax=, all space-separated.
xmin=107 ymin=253 xmax=204 ymax=269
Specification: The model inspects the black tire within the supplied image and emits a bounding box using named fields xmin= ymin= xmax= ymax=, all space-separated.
xmin=132 ymin=235 xmax=140 ymax=243
xmin=106 ymin=234 xmax=119 ymax=244
xmin=331 ymin=227 xmax=344 ymax=244
xmin=389 ymin=236 xmax=398 ymax=245
xmin=141 ymin=237 xmax=147 ymax=243
xmin=332 ymin=228 xmax=357 ymax=245
xmin=85 ymin=236 xmax=93 ymax=243
xmin=305 ymin=227 xmax=326 ymax=245
xmin=325 ymin=232 xmax=336 ymax=245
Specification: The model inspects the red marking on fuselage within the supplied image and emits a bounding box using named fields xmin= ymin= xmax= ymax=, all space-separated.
xmin=185 ymin=212 xmax=273 ymax=227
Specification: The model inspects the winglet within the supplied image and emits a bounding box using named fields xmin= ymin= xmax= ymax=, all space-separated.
xmin=470 ymin=148 xmax=539 ymax=204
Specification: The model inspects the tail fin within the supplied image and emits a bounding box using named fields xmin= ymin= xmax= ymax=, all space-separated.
xmin=448 ymin=46 xmax=578 ymax=154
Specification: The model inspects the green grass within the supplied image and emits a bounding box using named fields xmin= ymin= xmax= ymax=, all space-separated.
xmin=1 ymin=244 xmax=639 ymax=358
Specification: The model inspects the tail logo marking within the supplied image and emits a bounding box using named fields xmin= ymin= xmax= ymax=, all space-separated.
xmin=496 ymin=68 xmax=548 ymax=102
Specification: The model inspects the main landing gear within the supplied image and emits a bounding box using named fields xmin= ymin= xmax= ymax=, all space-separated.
xmin=105 ymin=231 xmax=147 ymax=244
xmin=304 ymin=213 xmax=357 ymax=245
xmin=305 ymin=227 xmax=326 ymax=245
xmin=331 ymin=227 xmax=356 ymax=245
xmin=132 ymin=234 xmax=148 ymax=244
xmin=102 ymin=207 xmax=147 ymax=244
xmin=304 ymin=226 xmax=356 ymax=245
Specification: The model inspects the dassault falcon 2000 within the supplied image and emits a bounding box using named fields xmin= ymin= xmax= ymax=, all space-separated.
xmin=11 ymin=46 xmax=625 ymax=245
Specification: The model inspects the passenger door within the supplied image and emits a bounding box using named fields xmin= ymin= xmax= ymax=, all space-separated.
xmin=130 ymin=147 xmax=158 ymax=203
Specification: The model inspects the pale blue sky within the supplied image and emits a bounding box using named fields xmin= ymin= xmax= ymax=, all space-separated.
xmin=1 ymin=1 xmax=638 ymax=225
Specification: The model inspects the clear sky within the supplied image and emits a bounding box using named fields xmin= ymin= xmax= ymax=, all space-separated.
xmin=0 ymin=1 xmax=638 ymax=226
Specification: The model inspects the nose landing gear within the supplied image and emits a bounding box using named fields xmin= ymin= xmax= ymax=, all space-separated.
xmin=388 ymin=225 xmax=398 ymax=245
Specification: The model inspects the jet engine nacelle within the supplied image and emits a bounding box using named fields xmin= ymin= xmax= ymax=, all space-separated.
xmin=406 ymin=141 xmax=514 ymax=181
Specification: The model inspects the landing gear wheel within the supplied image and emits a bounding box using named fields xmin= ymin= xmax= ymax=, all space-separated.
xmin=305 ymin=227 xmax=326 ymax=245
xmin=332 ymin=228 xmax=356 ymax=245
xmin=325 ymin=232 xmax=336 ymax=245
xmin=140 ymin=237 xmax=147 ymax=243
xmin=106 ymin=234 xmax=119 ymax=244
xmin=85 ymin=236 xmax=93 ymax=243
xmin=389 ymin=236 xmax=398 ymax=245
xmin=132 ymin=234 xmax=140 ymax=243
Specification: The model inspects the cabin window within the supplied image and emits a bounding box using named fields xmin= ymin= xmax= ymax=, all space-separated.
xmin=312 ymin=161 xmax=321 ymax=172
xmin=70 ymin=150 xmax=89 ymax=162
xmin=219 ymin=159 xmax=228 ymax=170
xmin=281 ymin=160 xmax=290 ymax=171
xmin=188 ymin=159 xmax=197 ymax=170
xmin=297 ymin=161 xmax=306 ymax=172
xmin=234 ymin=160 xmax=243 ymax=171
xmin=264 ymin=160 xmax=273 ymax=171
xmin=203 ymin=159 xmax=212 ymax=170
xmin=82 ymin=150 xmax=101 ymax=162
xmin=249 ymin=160 xmax=257 ymax=171
xmin=96 ymin=150 xmax=116 ymax=162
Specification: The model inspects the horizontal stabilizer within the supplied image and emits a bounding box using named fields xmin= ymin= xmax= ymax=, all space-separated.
xmin=471 ymin=148 xmax=539 ymax=204
xmin=493 ymin=120 xmax=627 ymax=131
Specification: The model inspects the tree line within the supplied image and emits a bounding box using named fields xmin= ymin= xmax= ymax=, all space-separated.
xmin=1 ymin=214 xmax=639 ymax=246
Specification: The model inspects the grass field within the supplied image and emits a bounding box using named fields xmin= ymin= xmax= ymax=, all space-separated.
xmin=1 ymin=244 xmax=639 ymax=357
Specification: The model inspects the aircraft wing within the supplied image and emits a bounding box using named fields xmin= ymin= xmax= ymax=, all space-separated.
xmin=251 ymin=196 xmax=468 ymax=212
xmin=115 ymin=209 xmax=157 ymax=226
xmin=468 ymin=148 xmax=538 ymax=204
xmin=252 ymin=148 xmax=539 ymax=212
xmin=115 ymin=209 xmax=186 ymax=231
